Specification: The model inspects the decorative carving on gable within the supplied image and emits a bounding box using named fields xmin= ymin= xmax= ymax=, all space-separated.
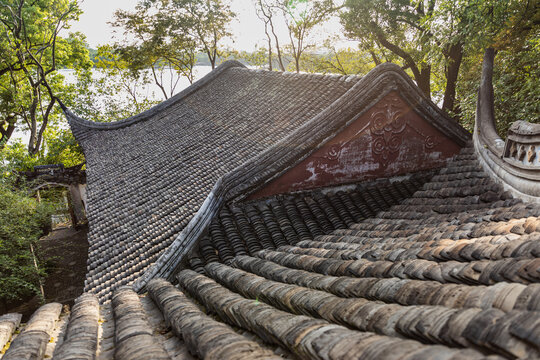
xmin=369 ymin=93 xmax=407 ymax=165
xmin=309 ymin=93 xmax=443 ymax=169
xmin=249 ymin=91 xmax=462 ymax=199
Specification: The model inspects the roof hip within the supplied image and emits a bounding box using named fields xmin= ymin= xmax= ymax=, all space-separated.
xmin=133 ymin=62 xmax=471 ymax=292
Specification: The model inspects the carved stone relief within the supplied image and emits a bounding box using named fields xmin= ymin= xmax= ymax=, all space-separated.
xmin=250 ymin=91 xmax=461 ymax=199
xmin=505 ymin=139 xmax=540 ymax=167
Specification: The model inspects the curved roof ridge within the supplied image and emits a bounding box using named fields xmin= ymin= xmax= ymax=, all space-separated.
xmin=239 ymin=66 xmax=360 ymax=83
xmin=62 ymin=60 xmax=246 ymax=131
xmin=219 ymin=62 xmax=471 ymax=200
xmin=134 ymin=61 xmax=471 ymax=290
xmin=76 ymin=59 xmax=360 ymax=301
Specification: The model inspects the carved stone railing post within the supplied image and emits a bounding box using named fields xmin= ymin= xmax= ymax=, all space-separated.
xmin=473 ymin=49 xmax=540 ymax=202
xmin=504 ymin=121 xmax=540 ymax=167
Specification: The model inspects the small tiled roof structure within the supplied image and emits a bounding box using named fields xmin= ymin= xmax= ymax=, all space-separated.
xmin=3 ymin=59 xmax=539 ymax=359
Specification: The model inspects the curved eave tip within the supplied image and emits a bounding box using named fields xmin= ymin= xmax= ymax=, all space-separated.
xmin=57 ymin=98 xmax=86 ymax=127
xmin=57 ymin=98 xmax=78 ymax=119
xmin=57 ymin=100 xmax=78 ymax=121
xmin=57 ymin=98 xmax=68 ymax=113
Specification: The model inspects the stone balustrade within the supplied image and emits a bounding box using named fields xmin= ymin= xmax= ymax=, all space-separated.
xmin=504 ymin=121 xmax=540 ymax=168
xmin=473 ymin=49 xmax=540 ymax=203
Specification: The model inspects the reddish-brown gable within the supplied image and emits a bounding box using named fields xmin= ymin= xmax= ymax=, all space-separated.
xmin=250 ymin=91 xmax=461 ymax=199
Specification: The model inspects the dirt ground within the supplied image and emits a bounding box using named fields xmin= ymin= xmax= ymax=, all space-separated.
xmin=6 ymin=225 xmax=88 ymax=320
xmin=39 ymin=225 xmax=89 ymax=304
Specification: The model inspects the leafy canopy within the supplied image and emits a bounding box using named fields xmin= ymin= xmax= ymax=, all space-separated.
xmin=0 ymin=0 xmax=90 ymax=154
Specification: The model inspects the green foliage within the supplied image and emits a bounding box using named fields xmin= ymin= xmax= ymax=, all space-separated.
xmin=342 ymin=0 xmax=438 ymax=97
xmin=182 ymin=0 xmax=236 ymax=68
xmin=283 ymin=0 xmax=336 ymax=72
xmin=0 ymin=162 xmax=53 ymax=302
xmin=285 ymin=0 xmax=335 ymax=29
xmin=43 ymin=126 xmax=85 ymax=166
xmin=63 ymin=46 xmax=160 ymax=121
xmin=225 ymin=47 xmax=274 ymax=68
xmin=0 ymin=0 xmax=91 ymax=154
xmin=342 ymin=0 xmax=539 ymax=132
xmin=299 ymin=38 xmax=377 ymax=75
xmin=457 ymin=29 xmax=540 ymax=135
xmin=110 ymin=0 xmax=235 ymax=99
xmin=254 ymin=0 xmax=337 ymax=72
xmin=0 ymin=125 xmax=84 ymax=172
xmin=112 ymin=2 xmax=198 ymax=97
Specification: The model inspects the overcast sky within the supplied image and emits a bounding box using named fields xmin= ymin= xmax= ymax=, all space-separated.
xmin=69 ymin=0 xmax=348 ymax=51
xmin=71 ymin=0 xmax=279 ymax=51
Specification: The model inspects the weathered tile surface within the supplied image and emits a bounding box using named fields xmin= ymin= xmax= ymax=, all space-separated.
xmin=69 ymin=63 xmax=359 ymax=300
xmin=2 ymin=64 xmax=533 ymax=359
xmin=180 ymin=145 xmax=540 ymax=359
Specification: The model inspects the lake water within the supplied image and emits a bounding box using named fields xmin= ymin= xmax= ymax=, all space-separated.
xmin=59 ymin=65 xmax=214 ymax=103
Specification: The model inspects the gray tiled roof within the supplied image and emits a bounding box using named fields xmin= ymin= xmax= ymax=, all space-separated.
xmin=16 ymin=61 xmax=532 ymax=359
xmin=65 ymin=61 xmax=471 ymax=301
xmin=66 ymin=62 xmax=360 ymax=300
xmin=190 ymin=172 xmax=433 ymax=269
xmin=176 ymin=145 xmax=540 ymax=359
xmin=4 ymin=146 xmax=540 ymax=359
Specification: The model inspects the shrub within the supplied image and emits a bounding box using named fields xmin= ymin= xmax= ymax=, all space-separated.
xmin=0 ymin=166 xmax=54 ymax=303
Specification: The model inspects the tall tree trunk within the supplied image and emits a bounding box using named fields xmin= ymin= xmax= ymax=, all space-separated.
xmin=28 ymin=93 xmax=39 ymax=154
xmin=207 ymin=48 xmax=216 ymax=70
xmin=418 ymin=65 xmax=431 ymax=98
xmin=371 ymin=23 xmax=430 ymax=98
xmin=263 ymin=21 xmax=273 ymax=71
xmin=269 ymin=18 xmax=285 ymax=71
xmin=151 ymin=65 xmax=169 ymax=100
xmin=0 ymin=118 xmax=16 ymax=149
xmin=442 ymin=42 xmax=463 ymax=115
xmin=369 ymin=50 xmax=381 ymax=66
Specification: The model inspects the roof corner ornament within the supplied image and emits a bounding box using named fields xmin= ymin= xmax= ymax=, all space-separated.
xmin=473 ymin=48 xmax=540 ymax=202
xmin=474 ymin=48 xmax=505 ymax=156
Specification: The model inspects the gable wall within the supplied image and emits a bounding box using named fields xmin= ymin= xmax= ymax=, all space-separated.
xmin=250 ymin=91 xmax=461 ymax=199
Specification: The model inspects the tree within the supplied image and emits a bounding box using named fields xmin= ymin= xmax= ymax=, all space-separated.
xmin=0 ymin=0 xmax=88 ymax=154
xmin=423 ymin=0 xmax=537 ymax=116
xmin=300 ymin=38 xmax=378 ymax=75
xmin=282 ymin=0 xmax=337 ymax=72
xmin=341 ymin=0 xmax=436 ymax=98
xmin=68 ymin=67 xmax=160 ymax=122
xmin=255 ymin=0 xmax=286 ymax=71
xmin=112 ymin=3 xmax=198 ymax=99
xmin=254 ymin=0 xmax=337 ymax=72
xmin=91 ymin=46 xmax=160 ymax=118
xmin=1 ymin=127 xmax=84 ymax=172
xmin=226 ymin=47 xmax=273 ymax=69
xmin=456 ymin=25 xmax=539 ymax=134
xmin=112 ymin=0 xmax=235 ymax=95
xmin=0 ymin=159 xmax=53 ymax=304
xmin=183 ymin=0 xmax=235 ymax=69
xmin=341 ymin=0 xmax=538 ymax=118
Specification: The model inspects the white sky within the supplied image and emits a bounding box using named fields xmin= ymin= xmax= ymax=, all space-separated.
xmin=69 ymin=0 xmax=352 ymax=51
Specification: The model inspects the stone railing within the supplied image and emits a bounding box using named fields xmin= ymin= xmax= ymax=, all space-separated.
xmin=504 ymin=121 xmax=540 ymax=167
xmin=474 ymin=49 xmax=540 ymax=202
